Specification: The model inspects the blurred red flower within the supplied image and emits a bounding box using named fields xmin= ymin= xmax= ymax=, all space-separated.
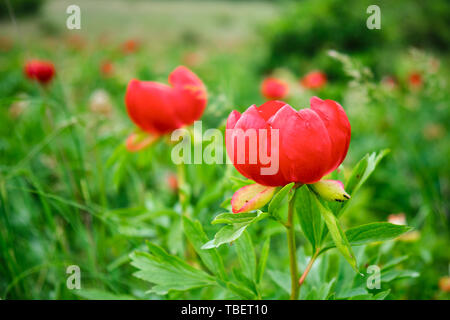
xmin=260 ymin=77 xmax=289 ymax=100
xmin=408 ymin=71 xmax=422 ymax=89
xmin=121 ymin=39 xmax=140 ymax=54
xmin=66 ymin=34 xmax=85 ymax=51
xmin=381 ymin=76 xmax=398 ymax=90
xmin=439 ymin=277 xmax=450 ymax=292
xmin=166 ymin=173 xmax=179 ymax=192
xmin=24 ymin=60 xmax=55 ymax=85
xmin=226 ymin=97 xmax=351 ymax=186
xmin=100 ymin=60 xmax=114 ymax=77
xmin=301 ymin=71 xmax=327 ymax=90
xmin=125 ymin=66 xmax=207 ymax=136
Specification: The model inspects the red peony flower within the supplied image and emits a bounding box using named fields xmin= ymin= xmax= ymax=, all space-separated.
xmin=408 ymin=72 xmax=422 ymax=89
xmin=24 ymin=60 xmax=55 ymax=85
xmin=121 ymin=39 xmax=140 ymax=54
xmin=100 ymin=60 xmax=114 ymax=77
xmin=301 ymin=71 xmax=327 ymax=90
xmin=166 ymin=173 xmax=179 ymax=192
xmin=125 ymin=66 xmax=207 ymax=136
xmin=226 ymin=97 xmax=351 ymax=186
xmin=260 ymin=77 xmax=289 ymax=100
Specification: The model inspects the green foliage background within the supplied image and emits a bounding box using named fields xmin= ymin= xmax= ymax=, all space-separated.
xmin=0 ymin=0 xmax=448 ymax=300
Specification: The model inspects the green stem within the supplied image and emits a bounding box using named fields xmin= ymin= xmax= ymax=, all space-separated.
xmin=176 ymin=161 xmax=187 ymax=213
xmin=286 ymin=194 xmax=299 ymax=300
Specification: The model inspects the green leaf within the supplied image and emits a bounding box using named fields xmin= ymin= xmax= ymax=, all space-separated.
xmin=346 ymin=149 xmax=390 ymax=196
xmin=257 ymin=237 xmax=271 ymax=283
xmin=203 ymin=210 xmax=268 ymax=249
xmin=182 ymin=216 xmax=226 ymax=280
xmin=381 ymin=269 xmax=419 ymax=282
xmin=373 ymin=290 xmax=391 ymax=300
xmin=235 ymin=230 xmax=257 ymax=283
xmin=202 ymin=224 xmax=248 ymax=249
xmin=334 ymin=149 xmax=389 ymax=218
xmin=346 ymin=222 xmax=412 ymax=245
xmin=226 ymin=281 xmax=257 ymax=299
xmin=295 ymin=186 xmax=324 ymax=251
xmin=212 ymin=212 xmax=260 ymax=225
xmin=130 ymin=243 xmax=216 ymax=295
xmin=268 ymin=182 xmax=294 ymax=216
xmin=267 ymin=269 xmax=290 ymax=294
xmin=320 ymin=223 xmax=413 ymax=253
xmin=315 ymin=195 xmax=359 ymax=273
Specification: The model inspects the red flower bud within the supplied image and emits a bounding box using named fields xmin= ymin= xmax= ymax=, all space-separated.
xmin=125 ymin=66 xmax=207 ymax=135
xmin=301 ymin=71 xmax=327 ymax=90
xmin=226 ymin=97 xmax=351 ymax=186
xmin=260 ymin=77 xmax=289 ymax=100
xmin=24 ymin=60 xmax=55 ymax=85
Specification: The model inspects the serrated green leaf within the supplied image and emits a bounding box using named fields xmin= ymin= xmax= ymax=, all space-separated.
xmin=130 ymin=243 xmax=216 ymax=295
xmin=235 ymin=230 xmax=257 ymax=283
xmin=182 ymin=216 xmax=226 ymax=280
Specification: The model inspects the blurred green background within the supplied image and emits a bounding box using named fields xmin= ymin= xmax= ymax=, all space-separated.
xmin=0 ymin=0 xmax=449 ymax=300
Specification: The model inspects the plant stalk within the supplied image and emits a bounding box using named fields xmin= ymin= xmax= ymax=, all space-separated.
xmin=299 ymin=249 xmax=320 ymax=289
xmin=286 ymin=194 xmax=299 ymax=300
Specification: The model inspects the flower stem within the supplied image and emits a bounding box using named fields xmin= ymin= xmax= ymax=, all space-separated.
xmin=298 ymin=249 xmax=320 ymax=290
xmin=286 ymin=194 xmax=299 ymax=300
xmin=176 ymin=162 xmax=187 ymax=213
